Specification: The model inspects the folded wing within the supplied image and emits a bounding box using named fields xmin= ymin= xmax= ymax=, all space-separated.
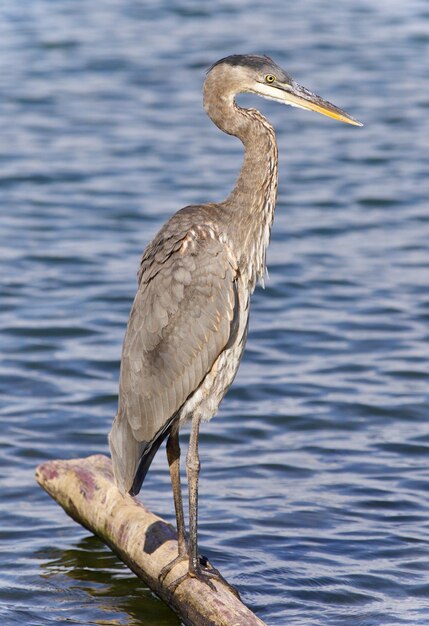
xmin=109 ymin=222 xmax=238 ymax=494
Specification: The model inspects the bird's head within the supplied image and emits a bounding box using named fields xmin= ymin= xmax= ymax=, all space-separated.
xmin=206 ymin=54 xmax=362 ymax=126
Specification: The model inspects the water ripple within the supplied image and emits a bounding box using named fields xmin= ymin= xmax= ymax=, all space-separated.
xmin=1 ymin=1 xmax=429 ymax=625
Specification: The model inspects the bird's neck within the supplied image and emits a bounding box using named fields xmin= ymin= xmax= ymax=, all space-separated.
xmin=205 ymin=93 xmax=278 ymax=291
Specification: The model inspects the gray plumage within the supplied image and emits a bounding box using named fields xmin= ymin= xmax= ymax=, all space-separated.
xmin=109 ymin=54 xmax=361 ymax=585
xmin=111 ymin=208 xmax=244 ymax=494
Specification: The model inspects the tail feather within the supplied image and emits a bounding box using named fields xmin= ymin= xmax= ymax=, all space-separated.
xmin=129 ymin=437 xmax=165 ymax=496
xmin=109 ymin=412 xmax=178 ymax=496
xmin=130 ymin=414 xmax=179 ymax=495
xmin=109 ymin=414 xmax=142 ymax=495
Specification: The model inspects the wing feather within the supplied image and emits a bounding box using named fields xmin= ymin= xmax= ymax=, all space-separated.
xmin=109 ymin=221 xmax=238 ymax=493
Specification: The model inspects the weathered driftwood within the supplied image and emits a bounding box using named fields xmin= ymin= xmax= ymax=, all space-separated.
xmin=35 ymin=454 xmax=266 ymax=626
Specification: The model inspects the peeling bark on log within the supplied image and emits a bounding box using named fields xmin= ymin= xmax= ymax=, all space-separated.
xmin=35 ymin=454 xmax=267 ymax=626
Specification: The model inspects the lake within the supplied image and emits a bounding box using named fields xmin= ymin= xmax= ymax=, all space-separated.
xmin=1 ymin=1 xmax=429 ymax=624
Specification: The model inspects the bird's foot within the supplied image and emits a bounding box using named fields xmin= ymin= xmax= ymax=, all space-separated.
xmin=198 ymin=556 xmax=241 ymax=599
xmin=165 ymin=555 xmax=241 ymax=599
xmin=158 ymin=552 xmax=189 ymax=585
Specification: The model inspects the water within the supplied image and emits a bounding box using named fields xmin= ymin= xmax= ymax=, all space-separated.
xmin=1 ymin=1 xmax=429 ymax=624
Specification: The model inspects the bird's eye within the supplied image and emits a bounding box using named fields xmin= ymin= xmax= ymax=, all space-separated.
xmin=265 ymin=74 xmax=276 ymax=83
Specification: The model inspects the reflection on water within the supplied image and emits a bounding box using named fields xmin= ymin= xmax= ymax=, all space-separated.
xmin=1 ymin=0 xmax=429 ymax=624
xmin=40 ymin=536 xmax=179 ymax=625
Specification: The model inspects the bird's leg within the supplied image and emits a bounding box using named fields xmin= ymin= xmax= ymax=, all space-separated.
xmin=160 ymin=416 xmax=240 ymax=598
xmin=162 ymin=414 xmax=208 ymax=591
xmin=178 ymin=416 xmax=225 ymax=585
xmin=166 ymin=414 xmax=240 ymax=597
xmin=186 ymin=413 xmax=202 ymax=576
xmin=167 ymin=426 xmax=188 ymax=557
xmin=159 ymin=427 xmax=189 ymax=582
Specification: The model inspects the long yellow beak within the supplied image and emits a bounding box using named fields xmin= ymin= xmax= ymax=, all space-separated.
xmin=281 ymin=81 xmax=363 ymax=126
xmin=254 ymin=78 xmax=363 ymax=126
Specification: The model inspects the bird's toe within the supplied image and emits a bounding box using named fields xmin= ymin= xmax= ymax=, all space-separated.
xmin=158 ymin=553 xmax=189 ymax=585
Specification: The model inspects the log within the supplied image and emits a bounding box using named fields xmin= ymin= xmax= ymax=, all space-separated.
xmin=35 ymin=454 xmax=266 ymax=626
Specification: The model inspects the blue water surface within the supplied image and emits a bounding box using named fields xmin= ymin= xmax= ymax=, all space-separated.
xmin=1 ymin=1 xmax=429 ymax=624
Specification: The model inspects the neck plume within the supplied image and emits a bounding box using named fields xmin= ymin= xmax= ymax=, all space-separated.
xmin=203 ymin=78 xmax=278 ymax=291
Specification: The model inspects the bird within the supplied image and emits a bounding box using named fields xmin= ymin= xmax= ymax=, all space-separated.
xmin=109 ymin=54 xmax=361 ymax=589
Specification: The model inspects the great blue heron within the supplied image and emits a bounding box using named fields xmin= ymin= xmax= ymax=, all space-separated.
xmin=109 ymin=54 xmax=361 ymax=588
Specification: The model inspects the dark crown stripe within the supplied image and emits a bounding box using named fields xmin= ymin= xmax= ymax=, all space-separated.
xmin=207 ymin=54 xmax=273 ymax=74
